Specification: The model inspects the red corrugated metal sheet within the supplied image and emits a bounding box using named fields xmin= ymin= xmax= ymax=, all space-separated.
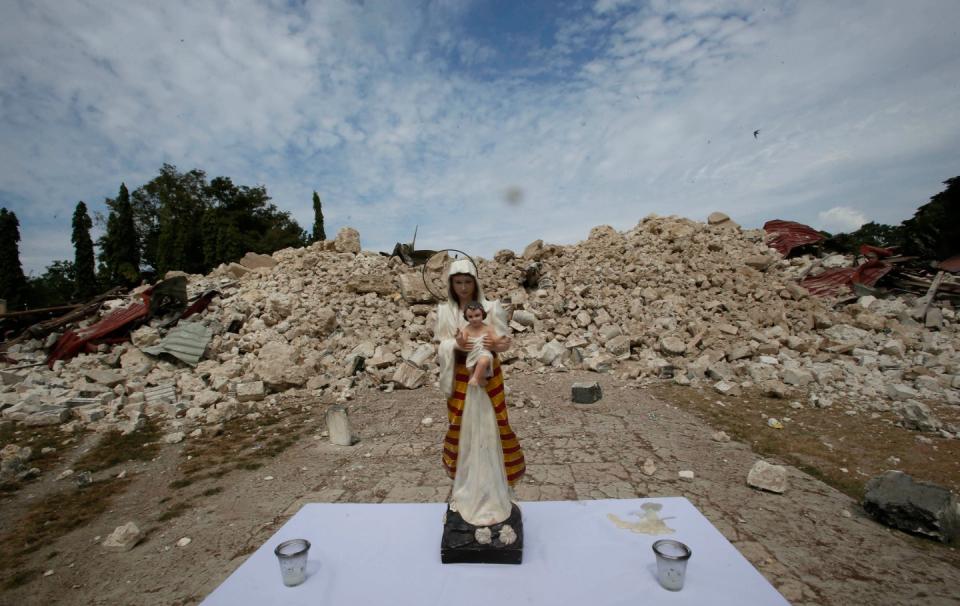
xmin=181 ymin=290 xmax=219 ymax=320
xmin=46 ymin=291 xmax=151 ymax=367
xmin=937 ymin=255 xmax=960 ymax=273
xmin=763 ymin=220 xmax=825 ymax=256
xmin=800 ymin=259 xmax=894 ymax=297
xmin=859 ymin=244 xmax=895 ymax=258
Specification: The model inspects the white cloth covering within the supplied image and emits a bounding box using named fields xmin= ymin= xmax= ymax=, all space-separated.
xmin=465 ymin=336 xmax=493 ymax=378
xmin=200 ymin=499 xmax=792 ymax=606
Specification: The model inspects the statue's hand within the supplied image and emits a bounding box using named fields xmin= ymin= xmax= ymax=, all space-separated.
xmin=455 ymin=332 xmax=471 ymax=351
xmin=490 ymin=334 xmax=512 ymax=353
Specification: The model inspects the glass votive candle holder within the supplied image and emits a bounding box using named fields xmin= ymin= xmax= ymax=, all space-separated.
xmin=274 ymin=539 xmax=311 ymax=587
xmin=652 ymin=539 xmax=692 ymax=591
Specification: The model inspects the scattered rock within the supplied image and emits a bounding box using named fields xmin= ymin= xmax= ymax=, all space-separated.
xmin=326 ymin=405 xmax=355 ymax=446
xmin=678 ymin=470 xmax=695 ymax=481
xmin=236 ymin=381 xmax=266 ymax=403
xmin=334 ymin=227 xmax=362 ymax=254
xmin=103 ymin=522 xmax=141 ymax=552
xmin=642 ymin=458 xmax=657 ymax=476
xmin=659 ymin=336 xmax=686 ymax=356
xmin=392 ymin=361 xmax=426 ymax=390
xmin=240 ymin=252 xmax=278 ymax=270
xmin=571 ymin=382 xmax=602 ymax=404
xmin=747 ymin=460 xmax=789 ymax=494
xmin=714 ymin=381 xmax=741 ymax=396
xmin=863 ymin=471 xmax=960 ymax=543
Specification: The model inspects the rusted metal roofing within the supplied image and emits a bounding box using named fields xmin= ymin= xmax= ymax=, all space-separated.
xmin=763 ymin=220 xmax=825 ymax=257
xmin=800 ymin=259 xmax=894 ymax=297
xmin=46 ymin=291 xmax=152 ymax=367
xmin=859 ymin=244 xmax=895 ymax=258
xmin=142 ymin=321 xmax=212 ymax=367
xmin=937 ymin=255 xmax=960 ymax=273
xmin=182 ymin=290 xmax=219 ymax=319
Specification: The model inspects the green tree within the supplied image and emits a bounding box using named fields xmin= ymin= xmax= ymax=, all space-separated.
xmin=311 ymin=191 xmax=326 ymax=242
xmin=98 ymin=183 xmax=141 ymax=287
xmin=27 ymin=260 xmax=75 ymax=308
xmin=0 ymin=207 xmax=28 ymax=309
xmin=126 ymin=165 xmax=307 ymax=275
xmin=131 ymin=165 xmax=206 ymax=274
xmin=824 ymin=221 xmax=900 ymax=254
xmin=71 ymin=201 xmax=97 ymax=299
xmin=899 ymin=176 xmax=959 ymax=261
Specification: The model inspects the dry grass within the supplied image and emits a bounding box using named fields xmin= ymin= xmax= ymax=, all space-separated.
xmin=0 ymin=423 xmax=71 ymax=497
xmin=651 ymin=383 xmax=960 ymax=499
xmin=72 ymin=419 xmax=162 ymax=473
xmin=0 ymin=478 xmax=130 ymax=590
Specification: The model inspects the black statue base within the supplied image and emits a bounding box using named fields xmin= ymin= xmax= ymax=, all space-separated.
xmin=441 ymin=503 xmax=523 ymax=564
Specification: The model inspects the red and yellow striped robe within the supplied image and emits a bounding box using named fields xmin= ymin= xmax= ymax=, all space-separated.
xmin=442 ymin=351 xmax=525 ymax=485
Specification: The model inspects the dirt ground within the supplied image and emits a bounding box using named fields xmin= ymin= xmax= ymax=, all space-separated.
xmin=1 ymin=370 xmax=958 ymax=605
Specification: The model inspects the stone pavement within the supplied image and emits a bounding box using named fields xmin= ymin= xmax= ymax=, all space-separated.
xmin=286 ymin=370 xmax=959 ymax=606
xmin=5 ymin=371 xmax=957 ymax=606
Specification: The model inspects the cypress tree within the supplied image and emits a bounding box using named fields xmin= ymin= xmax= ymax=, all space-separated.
xmin=99 ymin=183 xmax=141 ymax=287
xmin=0 ymin=208 xmax=28 ymax=309
xmin=312 ymin=191 xmax=326 ymax=242
xmin=71 ymin=201 xmax=97 ymax=299
xmin=114 ymin=183 xmax=141 ymax=285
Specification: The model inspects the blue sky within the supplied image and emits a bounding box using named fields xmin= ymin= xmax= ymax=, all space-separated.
xmin=1 ymin=0 xmax=959 ymax=274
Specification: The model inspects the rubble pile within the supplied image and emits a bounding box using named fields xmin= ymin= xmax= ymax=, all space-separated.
xmin=1 ymin=216 xmax=959 ymax=469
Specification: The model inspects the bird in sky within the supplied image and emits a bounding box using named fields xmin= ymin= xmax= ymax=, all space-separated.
xmin=753 ymin=129 xmax=760 ymax=139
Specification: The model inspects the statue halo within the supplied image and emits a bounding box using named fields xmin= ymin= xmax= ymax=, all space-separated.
xmin=421 ymin=249 xmax=478 ymax=301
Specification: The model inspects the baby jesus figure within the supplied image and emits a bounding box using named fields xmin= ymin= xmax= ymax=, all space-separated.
xmin=460 ymin=301 xmax=497 ymax=387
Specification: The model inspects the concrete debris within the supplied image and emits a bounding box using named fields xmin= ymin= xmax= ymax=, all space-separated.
xmin=326 ymin=405 xmax=355 ymax=446
xmin=571 ymin=381 xmax=602 ymax=404
xmin=236 ymin=381 xmax=266 ymax=403
xmin=863 ymin=471 xmax=959 ymax=543
xmin=334 ymin=227 xmax=362 ymax=254
xmin=747 ymin=460 xmax=789 ymax=494
xmin=102 ymin=522 xmax=142 ymax=551
xmin=239 ymin=252 xmax=278 ymax=270
xmin=0 ymin=219 xmax=955 ymax=445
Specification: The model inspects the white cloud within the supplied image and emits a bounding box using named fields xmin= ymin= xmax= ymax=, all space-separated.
xmin=817 ymin=207 xmax=867 ymax=234
xmin=1 ymin=0 xmax=959 ymax=275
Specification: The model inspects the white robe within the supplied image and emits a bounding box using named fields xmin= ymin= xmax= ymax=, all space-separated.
xmin=435 ymin=300 xmax=512 ymax=526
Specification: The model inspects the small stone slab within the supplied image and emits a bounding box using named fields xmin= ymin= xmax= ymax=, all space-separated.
xmin=571 ymin=382 xmax=602 ymax=404
xmin=747 ymin=460 xmax=788 ymax=494
xmin=441 ymin=503 xmax=523 ymax=565
xmin=326 ymin=405 xmax=356 ymax=446
xmin=103 ymin=522 xmax=141 ymax=551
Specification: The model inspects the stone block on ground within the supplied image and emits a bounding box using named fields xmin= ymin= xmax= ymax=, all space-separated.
xmin=659 ymin=336 xmax=686 ymax=356
xmin=392 ymin=361 xmax=426 ymax=390
xmin=334 ymin=227 xmax=361 ymax=253
xmin=512 ymin=310 xmax=536 ymax=327
xmin=398 ymin=273 xmax=435 ymax=304
xmin=103 ymin=522 xmax=142 ymax=551
xmin=900 ymin=400 xmax=942 ymax=432
xmin=714 ymin=381 xmax=741 ymax=396
xmin=326 ymin=405 xmax=356 ymax=446
xmin=747 ymin=460 xmax=788 ymax=494
xmin=236 ymin=381 xmax=266 ymax=402
xmin=571 ymin=382 xmax=602 ymax=404
xmin=863 ymin=471 xmax=960 ymax=543
xmin=707 ymin=211 xmax=730 ymax=225
xmin=240 ymin=252 xmax=278 ymax=270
